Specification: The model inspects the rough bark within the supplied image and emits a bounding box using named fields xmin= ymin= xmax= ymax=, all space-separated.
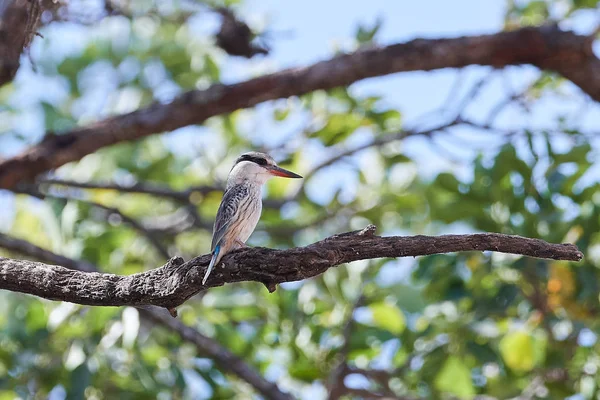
xmin=0 ymin=25 xmax=597 ymax=189
xmin=0 ymin=226 xmax=583 ymax=310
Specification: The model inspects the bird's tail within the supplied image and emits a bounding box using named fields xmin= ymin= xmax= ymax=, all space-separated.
xmin=202 ymin=244 xmax=221 ymax=285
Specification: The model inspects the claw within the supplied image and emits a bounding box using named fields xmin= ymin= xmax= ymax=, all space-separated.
xmin=234 ymin=239 xmax=248 ymax=248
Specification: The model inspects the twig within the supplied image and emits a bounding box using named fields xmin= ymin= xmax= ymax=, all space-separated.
xmin=452 ymin=71 xmax=496 ymax=120
xmin=0 ymin=232 xmax=97 ymax=272
xmin=142 ymin=208 xmax=212 ymax=235
xmin=37 ymin=178 xmax=285 ymax=210
xmin=302 ymin=120 xmax=460 ymax=182
xmin=15 ymin=185 xmax=171 ymax=259
xmin=37 ymin=178 xmax=221 ymax=202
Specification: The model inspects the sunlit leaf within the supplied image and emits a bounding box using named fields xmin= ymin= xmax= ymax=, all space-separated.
xmin=499 ymin=331 xmax=535 ymax=372
xmin=434 ymin=356 xmax=475 ymax=398
xmin=369 ymin=302 xmax=405 ymax=334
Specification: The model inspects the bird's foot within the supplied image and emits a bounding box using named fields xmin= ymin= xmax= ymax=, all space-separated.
xmin=234 ymin=239 xmax=248 ymax=248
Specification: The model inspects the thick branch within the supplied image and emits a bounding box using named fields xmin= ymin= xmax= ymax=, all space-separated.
xmin=0 ymin=226 xmax=583 ymax=309
xmin=0 ymin=0 xmax=58 ymax=86
xmin=0 ymin=25 xmax=597 ymax=189
xmin=0 ymin=0 xmax=37 ymax=85
xmin=0 ymin=232 xmax=292 ymax=400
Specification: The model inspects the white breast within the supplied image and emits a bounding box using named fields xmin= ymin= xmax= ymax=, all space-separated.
xmin=237 ymin=195 xmax=262 ymax=243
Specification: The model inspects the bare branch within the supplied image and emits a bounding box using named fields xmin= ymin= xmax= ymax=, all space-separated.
xmin=15 ymin=185 xmax=172 ymax=259
xmin=0 ymin=26 xmax=598 ymax=189
xmin=36 ymin=178 xmax=285 ymax=210
xmin=302 ymin=120 xmax=459 ymax=182
xmin=0 ymin=232 xmax=97 ymax=272
xmin=24 ymin=179 xmax=291 ymax=238
xmin=0 ymin=232 xmax=293 ymax=400
xmin=0 ymin=225 xmax=583 ymax=310
xmin=142 ymin=207 xmax=211 ymax=235
xmin=37 ymin=178 xmax=221 ymax=202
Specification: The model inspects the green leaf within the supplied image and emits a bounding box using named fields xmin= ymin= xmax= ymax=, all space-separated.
xmin=553 ymin=143 xmax=591 ymax=164
xmin=310 ymin=113 xmax=365 ymax=146
xmin=499 ymin=331 xmax=535 ymax=372
xmin=519 ymin=1 xmax=550 ymax=25
xmin=274 ymin=107 xmax=290 ymax=121
xmin=355 ymin=17 xmax=383 ymax=44
xmin=434 ymin=356 xmax=475 ymax=398
xmin=573 ymin=0 xmax=598 ymax=9
xmin=204 ymin=54 xmax=220 ymax=81
xmin=68 ymin=364 xmax=91 ymax=399
xmin=0 ymin=391 xmax=17 ymax=400
xmin=435 ymin=172 xmax=460 ymax=193
xmin=41 ymin=102 xmax=75 ymax=132
xmin=369 ymin=109 xmax=402 ymax=131
xmin=288 ymin=355 xmax=322 ymax=382
xmin=370 ymin=302 xmax=405 ymax=334
xmin=25 ymin=301 xmax=47 ymax=332
xmin=390 ymin=284 xmax=426 ymax=313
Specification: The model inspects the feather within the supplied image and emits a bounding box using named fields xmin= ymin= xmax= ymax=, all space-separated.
xmin=211 ymin=185 xmax=250 ymax=251
xmin=203 ymin=244 xmax=220 ymax=285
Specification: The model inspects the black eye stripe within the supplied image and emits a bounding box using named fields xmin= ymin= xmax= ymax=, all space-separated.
xmin=238 ymin=155 xmax=268 ymax=166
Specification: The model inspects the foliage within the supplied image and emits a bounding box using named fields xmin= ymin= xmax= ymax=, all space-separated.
xmin=1 ymin=0 xmax=600 ymax=399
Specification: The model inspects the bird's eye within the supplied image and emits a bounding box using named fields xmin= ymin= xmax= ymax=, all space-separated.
xmin=254 ymin=158 xmax=267 ymax=166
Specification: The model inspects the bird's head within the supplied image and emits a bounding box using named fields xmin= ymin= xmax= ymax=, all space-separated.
xmin=228 ymin=151 xmax=302 ymax=186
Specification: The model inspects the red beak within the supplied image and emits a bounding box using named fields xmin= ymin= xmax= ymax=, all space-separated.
xmin=268 ymin=165 xmax=303 ymax=178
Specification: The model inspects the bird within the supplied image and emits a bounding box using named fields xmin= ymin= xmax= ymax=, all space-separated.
xmin=202 ymin=152 xmax=302 ymax=285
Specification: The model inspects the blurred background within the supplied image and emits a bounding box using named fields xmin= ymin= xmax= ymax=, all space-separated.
xmin=1 ymin=0 xmax=600 ymax=399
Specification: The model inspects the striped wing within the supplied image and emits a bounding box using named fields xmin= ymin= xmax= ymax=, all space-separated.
xmin=211 ymin=184 xmax=250 ymax=252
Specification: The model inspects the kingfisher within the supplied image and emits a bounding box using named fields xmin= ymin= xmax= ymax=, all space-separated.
xmin=202 ymin=152 xmax=302 ymax=285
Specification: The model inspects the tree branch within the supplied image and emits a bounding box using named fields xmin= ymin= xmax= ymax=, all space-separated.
xmin=0 ymin=231 xmax=293 ymax=400
xmin=0 ymin=0 xmax=62 ymax=85
xmin=1 ymin=0 xmax=44 ymax=85
xmin=302 ymin=120 xmax=459 ymax=182
xmin=0 ymin=225 xmax=583 ymax=310
xmin=0 ymin=25 xmax=597 ymax=189
xmin=0 ymin=232 xmax=97 ymax=272
xmin=37 ymin=178 xmax=221 ymax=202
xmin=14 ymin=185 xmax=172 ymax=259
xmin=35 ymin=178 xmax=284 ymax=209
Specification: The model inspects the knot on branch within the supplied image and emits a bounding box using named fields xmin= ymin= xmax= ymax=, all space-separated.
xmin=359 ymin=225 xmax=377 ymax=236
xmin=168 ymin=256 xmax=185 ymax=267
